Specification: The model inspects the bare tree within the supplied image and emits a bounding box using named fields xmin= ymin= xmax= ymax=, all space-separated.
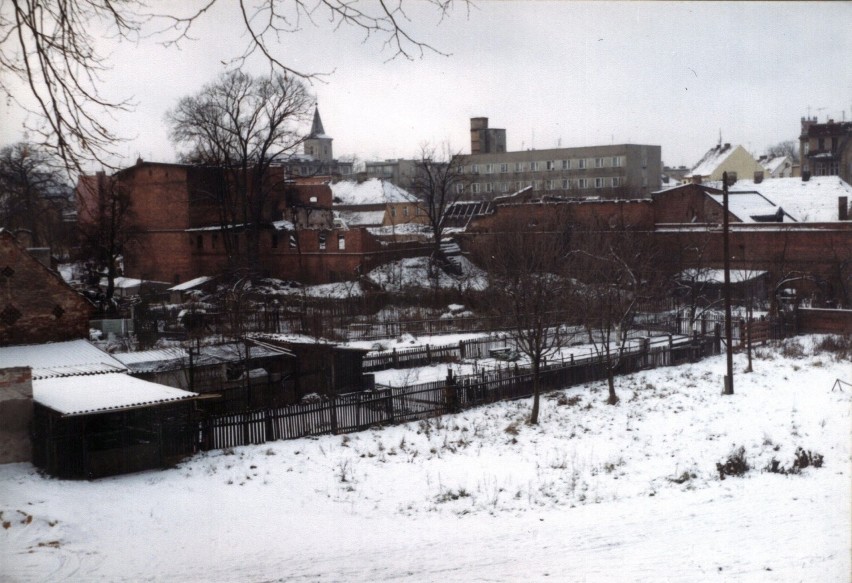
xmin=0 ymin=142 xmax=70 ymax=249
xmin=167 ymin=70 xmax=312 ymax=276
xmin=77 ymin=173 xmax=135 ymax=307
xmin=1 ymin=0 xmax=467 ymax=171
xmin=765 ymin=140 xmax=800 ymax=164
xmin=476 ymin=207 xmax=574 ymax=424
xmin=409 ymin=143 xmax=469 ymax=264
xmin=569 ymin=227 xmax=661 ymax=405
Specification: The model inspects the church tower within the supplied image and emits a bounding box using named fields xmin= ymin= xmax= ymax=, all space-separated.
xmin=304 ymin=106 xmax=333 ymax=163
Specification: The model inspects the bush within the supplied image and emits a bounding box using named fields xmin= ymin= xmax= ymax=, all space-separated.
xmin=716 ymin=446 xmax=749 ymax=479
xmin=815 ymin=335 xmax=852 ymax=360
xmin=766 ymin=447 xmax=824 ymax=475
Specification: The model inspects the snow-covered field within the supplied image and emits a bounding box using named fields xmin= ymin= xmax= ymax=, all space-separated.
xmin=1 ymin=337 xmax=850 ymax=582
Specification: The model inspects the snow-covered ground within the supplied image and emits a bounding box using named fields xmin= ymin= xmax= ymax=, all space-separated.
xmin=1 ymin=336 xmax=850 ymax=582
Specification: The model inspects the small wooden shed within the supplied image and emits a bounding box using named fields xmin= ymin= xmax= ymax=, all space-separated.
xmin=31 ymin=373 xmax=199 ymax=479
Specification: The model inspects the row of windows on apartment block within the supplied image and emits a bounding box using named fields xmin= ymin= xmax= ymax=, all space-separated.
xmin=468 ymin=156 xmax=626 ymax=174
xmin=460 ymin=176 xmax=632 ymax=194
xmin=193 ymin=231 xmax=347 ymax=252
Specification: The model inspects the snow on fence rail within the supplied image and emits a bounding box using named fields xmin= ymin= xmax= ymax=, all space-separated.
xmin=197 ymin=334 xmax=719 ymax=451
xmin=361 ymin=336 xmax=512 ymax=372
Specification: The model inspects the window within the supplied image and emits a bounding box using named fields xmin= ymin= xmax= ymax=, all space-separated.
xmin=485 ymin=183 xmax=493 ymax=193
xmin=546 ymin=161 xmax=555 ymax=171
xmin=485 ymin=164 xmax=494 ymax=174
xmin=595 ymin=177 xmax=604 ymax=188
xmin=309 ymin=196 xmax=318 ymax=203
xmin=456 ymin=183 xmax=465 ymax=194
xmin=611 ymin=177 xmax=620 ymax=187
xmin=562 ymin=160 xmax=570 ymax=170
xmin=390 ymin=206 xmax=396 ymax=217
xmin=546 ymin=180 xmax=556 ymax=190
xmin=501 ymin=182 xmax=510 ymax=192
xmin=578 ymin=178 xmax=588 ymax=188
xmin=338 ymin=234 xmax=345 ymax=250
xmin=517 ymin=181 xmax=525 ymax=191
xmin=578 ymin=159 xmax=586 ymax=169
xmin=595 ymin=157 xmax=604 ymax=168
xmin=515 ymin=162 xmax=525 ymax=172
xmin=319 ymin=232 xmax=327 ymax=250
xmin=471 ymin=164 xmax=479 ymax=174
xmin=533 ymin=180 xmax=542 ymax=190
xmin=403 ymin=206 xmax=409 ymax=217
xmin=612 ymin=156 xmax=623 ymax=167
xmin=500 ymin=163 xmax=509 ymax=173
xmin=562 ymin=179 xmax=570 ymax=189
xmin=471 ymin=183 xmax=481 ymax=194
xmin=531 ymin=161 xmax=540 ymax=171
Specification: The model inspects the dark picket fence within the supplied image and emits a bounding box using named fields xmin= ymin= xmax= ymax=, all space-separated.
xmin=197 ymin=333 xmax=720 ymax=451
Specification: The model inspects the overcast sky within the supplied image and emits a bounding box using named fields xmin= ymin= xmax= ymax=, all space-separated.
xmin=2 ymin=1 xmax=851 ymax=171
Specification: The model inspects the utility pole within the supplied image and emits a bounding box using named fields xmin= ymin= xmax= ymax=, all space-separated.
xmin=722 ymin=171 xmax=734 ymax=395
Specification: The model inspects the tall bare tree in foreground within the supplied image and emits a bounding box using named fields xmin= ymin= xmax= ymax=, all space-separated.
xmin=167 ymin=70 xmax=312 ymax=276
xmin=1 ymin=1 xmax=467 ymax=172
xmin=569 ymin=226 xmax=661 ymax=405
xmin=477 ymin=207 xmax=574 ymax=424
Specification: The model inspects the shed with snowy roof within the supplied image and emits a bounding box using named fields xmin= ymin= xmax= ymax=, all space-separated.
xmin=0 ymin=339 xmax=199 ymax=478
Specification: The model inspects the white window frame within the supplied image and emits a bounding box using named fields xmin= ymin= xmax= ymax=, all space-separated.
xmin=562 ymin=160 xmax=570 ymax=170
xmin=595 ymin=157 xmax=605 ymax=168
xmin=594 ymin=177 xmax=604 ymax=188
xmin=578 ymin=178 xmax=588 ymax=188
xmin=611 ymin=177 xmax=620 ymax=187
xmin=578 ymin=159 xmax=586 ymax=169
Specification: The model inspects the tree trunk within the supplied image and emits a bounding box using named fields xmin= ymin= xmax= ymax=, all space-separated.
xmin=529 ymin=359 xmax=541 ymax=425
xmin=606 ymin=367 xmax=619 ymax=405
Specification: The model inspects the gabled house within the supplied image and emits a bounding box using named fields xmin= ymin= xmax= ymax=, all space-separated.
xmin=760 ymin=155 xmax=794 ymax=179
xmin=682 ymin=143 xmax=765 ymax=185
xmin=0 ymin=229 xmax=93 ymax=346
xmin=331 ymin=178 xmax=427 ymax=229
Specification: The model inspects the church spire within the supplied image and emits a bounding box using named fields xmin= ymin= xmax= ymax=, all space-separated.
xmin=310 ymin=105 xmax=326 ymax=138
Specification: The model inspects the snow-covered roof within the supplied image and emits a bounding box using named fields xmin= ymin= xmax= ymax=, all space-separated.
xmin=762 ymin=156 xmax=790 ymax=175
xmin=708 ymin=177 xmax=852 ymax=222
xmin=99 ymin=276 xmax=142 ymax=289
xmin=705 ymin=191 xmax=791 ymax=223
xmin=168 ymin=276 xmax=213 ymax=292
xmin=0 ymin=339 xmax=128 ymax=379
xmin=678 ymin=268 xmax=768 ymax=284
xmin=272 ymin=219 xmax=296 ymax=231
xmin=112 ymin=348 xmax=189 ymax=373
xmin=686 ymin=144 xmax=739 ymax=178
xmin=335 ymin=210 xmax=386 ymax=227
xmin=34 ymin=373 xmax=197 ymax=416
xmin=331 ymin=179 xmax=418 ymax=205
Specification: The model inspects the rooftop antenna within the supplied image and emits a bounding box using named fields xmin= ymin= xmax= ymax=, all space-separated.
xmin=718 ymin=129 xmax=722 ymax=148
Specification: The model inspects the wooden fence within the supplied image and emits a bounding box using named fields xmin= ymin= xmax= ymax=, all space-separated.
xmin=197 ymin=333 xmax=719 ymax=451
xmin=361 ymin=336 xmax=513 ymax=372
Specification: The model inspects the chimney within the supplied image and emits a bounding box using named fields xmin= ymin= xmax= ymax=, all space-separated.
xmin=725 ymin=172 xmax=737 ymax=186
xmin=840 ymin=196 xmax=849 ymax=221
xmin=754 ymin=171 xmax=764 ymax=184
xmin=802 ymin=170 xmax=811 ymax=182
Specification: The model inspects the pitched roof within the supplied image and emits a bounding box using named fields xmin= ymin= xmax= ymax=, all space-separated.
xmin=34 ymin=373 xmax=197 ymax=416
xmin=330 ymin=179 xmax=418 ymax=205
xmin=0 ymin=339 xmax=127 ymax=379
xmin=706 ymin=191 xmax=793 ymax=223
xmin=686 ymin=144 xmax=739 ymax=178
xmin=762 ymin=155 xmax=790 ymax=175
xmin=309 ymin=107 xmax=329 ymax=139
xmin=709 ymin=176 xmax=852 ymax=222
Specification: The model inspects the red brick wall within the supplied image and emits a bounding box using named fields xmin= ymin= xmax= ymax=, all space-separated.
xmin=0 ymin=366 xmax=33 ymax=463
xmin=0 ymin=233 xmax=92 ymax=345
xmin=469 ymin=200 xmax=655 ymax=233
xmin=652 ymin=184 xmax=735 ymax=224
xmin=797 ymin=309 xmax=852 ymax=334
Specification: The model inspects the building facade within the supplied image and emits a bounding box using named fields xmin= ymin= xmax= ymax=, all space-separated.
xmin=463 ymin=143 xmax=662 ymax=199
xmin=799 ymin=116 xmax=852 ymax=183
xmin=363 ymin=159 xmax=419 ymax=190
xmin=682 ymin=143 xmax=765 ymax=185
xmin=278 ymin=107 xmax=354 ymax=178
